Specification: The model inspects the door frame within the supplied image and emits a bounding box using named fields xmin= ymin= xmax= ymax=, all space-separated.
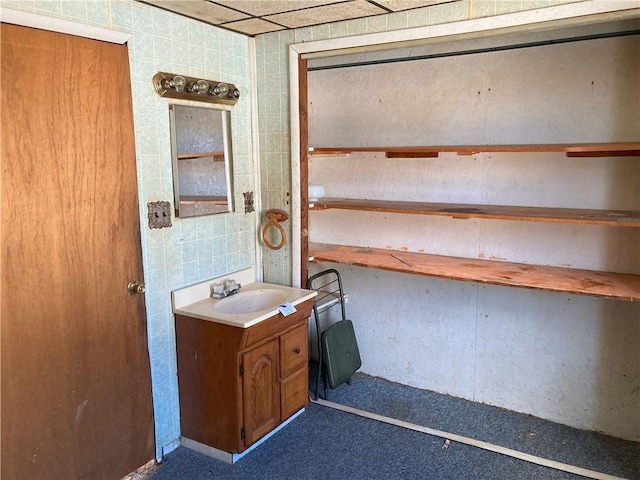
xmin=0 ymin=7 xmax=130 ymax=44
xmin=287 ymin=0 xmax=640 ymax=287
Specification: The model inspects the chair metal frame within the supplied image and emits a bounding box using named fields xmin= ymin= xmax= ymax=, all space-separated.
xmin=306 ymin=268 xmax=348 ymax=400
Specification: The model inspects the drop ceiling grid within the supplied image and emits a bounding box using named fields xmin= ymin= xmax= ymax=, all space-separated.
xmin=216 ymin=0 xmax=351 ymax=17
xmin=137 ymin=0 xmax=461 ymax=36
xmin=264 ymin=1 xmax=387 ymax=29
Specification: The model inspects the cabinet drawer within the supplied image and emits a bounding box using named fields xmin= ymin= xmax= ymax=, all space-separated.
xmin=280 ymin=324 xmax=308 ymax=378
xmin=281 ymin=368 xmax=308 ymax=420
xmin=244 ymin=298 xmax=314 ymax=349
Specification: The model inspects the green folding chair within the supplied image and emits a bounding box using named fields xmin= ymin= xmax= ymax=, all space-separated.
xmin=306 ymin=269 xmax=361 ymax=400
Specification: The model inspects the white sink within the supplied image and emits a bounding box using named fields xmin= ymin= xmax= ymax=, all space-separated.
xmin=213 ymin=289 xmax=287 ymax=315
xmin=172 ymin=274 xmax=318 ymax=328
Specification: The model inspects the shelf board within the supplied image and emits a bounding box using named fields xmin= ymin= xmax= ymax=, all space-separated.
xmin=310 ymin=198 xmax=640 ymax=228
xmin=309 ymin=243 xmax=640 ymax=302
xmin=177 ymin=151 xmax=225 ymax=161
xmin=180 ymin=196 xmax=228 ymax=204
xmin=308 ymin=143 xmax=640 ymax=158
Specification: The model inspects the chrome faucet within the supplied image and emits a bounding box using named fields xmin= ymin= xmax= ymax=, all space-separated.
xmin=211 ymin=279 xmax=241 ymax=299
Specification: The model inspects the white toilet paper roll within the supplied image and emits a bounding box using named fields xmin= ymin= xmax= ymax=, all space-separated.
xmin=308 ymin=184 xmax=325 ymax=201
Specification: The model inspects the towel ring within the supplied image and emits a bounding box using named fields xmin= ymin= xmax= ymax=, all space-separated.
xmin=263 ymin=209 xmax=288 ymax=250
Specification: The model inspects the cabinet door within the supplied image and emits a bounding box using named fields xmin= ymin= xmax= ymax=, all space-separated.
xmin=242 ymin=339 xmax=280 ymax=448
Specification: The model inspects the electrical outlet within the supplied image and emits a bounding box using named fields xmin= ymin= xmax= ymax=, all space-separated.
xmin=343 ymin=293 xmax=350 ymax=304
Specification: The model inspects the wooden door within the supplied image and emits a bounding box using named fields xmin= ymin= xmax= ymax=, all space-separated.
xmin=1 ymin=24 xmax=155 ymax=480
xmin=242 ymin=339 xmax=280 ymax=448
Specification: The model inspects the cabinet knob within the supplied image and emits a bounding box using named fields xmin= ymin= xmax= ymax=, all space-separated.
xmin=294 ymin=348 xmax=301 ymax=354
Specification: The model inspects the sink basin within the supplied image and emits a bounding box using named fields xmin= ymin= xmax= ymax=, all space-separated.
xmin=213 ymin=289 xmax=287 ymax=315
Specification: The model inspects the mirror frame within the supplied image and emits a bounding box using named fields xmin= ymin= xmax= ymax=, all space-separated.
xmin=169 ymin=104 xmax=234 ymax=218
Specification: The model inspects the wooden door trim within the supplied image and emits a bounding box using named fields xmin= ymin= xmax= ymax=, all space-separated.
xmin=0 ymin=7 xmax=130 ymax=44
xmin=298 ymin=57 xmax=309 ymax=288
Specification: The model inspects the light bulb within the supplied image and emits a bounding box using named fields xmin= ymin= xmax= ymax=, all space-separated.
xmin=169 ymin=75 xmax=185 ymax=92
xmin=193 ymin=79 xmax=209 ymax=94
xmin=213 ymin=82 xmax=229 ymax=96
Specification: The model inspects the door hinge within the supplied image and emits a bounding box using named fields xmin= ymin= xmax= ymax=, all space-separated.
xmin=239 ymin=364 xmax=244 ymax=376
xmin=240 ymin=427 xmax=245 ymax=440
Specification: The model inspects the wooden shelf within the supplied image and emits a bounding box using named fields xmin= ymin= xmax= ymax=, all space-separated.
xmin=309 ymin=143 xmax=640 ymax=158
xmin=177 ymin=151 xmax=224 ymax=161
xmin=180 ymin=196 xmax=228 ymax=204
xmin=309 ymin=243 xmax=640 ymax=302
xmin=310 ymin=198 xmax=640 ymax=228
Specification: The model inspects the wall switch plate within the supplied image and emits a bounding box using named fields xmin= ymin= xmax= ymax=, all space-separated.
xmin=148 ymin=201 xmax=172 ymax=229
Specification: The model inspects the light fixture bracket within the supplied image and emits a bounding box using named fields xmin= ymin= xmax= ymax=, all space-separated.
xmin=152 ymin=72 xmax=240 ymax=106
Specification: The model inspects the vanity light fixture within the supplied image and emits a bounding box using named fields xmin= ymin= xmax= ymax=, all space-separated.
xmin=152 ymin=71 xmax=240 ymax=106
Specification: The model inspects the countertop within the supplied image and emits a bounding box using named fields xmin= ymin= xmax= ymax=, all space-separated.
xmin=172 ymin=280 xmax=317 ymax=328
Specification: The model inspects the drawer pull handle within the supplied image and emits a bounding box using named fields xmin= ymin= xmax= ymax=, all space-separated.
xmin=294 ymin=348 xmax=301 ymax=354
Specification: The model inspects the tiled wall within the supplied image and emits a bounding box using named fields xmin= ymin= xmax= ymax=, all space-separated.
xmin=1 ymin=0 xmax=254 ymax=458
xmin=255 ymin=29 xmax=296 ymax=286
xmin=255 ymin=0 xmax=586 ymax=285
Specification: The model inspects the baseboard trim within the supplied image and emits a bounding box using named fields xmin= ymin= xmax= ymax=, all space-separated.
xmin=181 ymin=408 xmax=305 ymax=464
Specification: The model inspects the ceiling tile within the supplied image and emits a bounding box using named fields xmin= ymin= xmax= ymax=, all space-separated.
xmin=137 ymin=0 xmax=464 ymax=36
xmin=375 ymin=0 xmax=451 ymax=11
xmin=223 ymin=18 xmax=286 ymax=35
xmin=141 ymin=0 xmax=249 ymax=24
xmin=265 ymin=0 xmax=386 ymax=29
xmin=214 ymin=1 xmax=344 ymax=17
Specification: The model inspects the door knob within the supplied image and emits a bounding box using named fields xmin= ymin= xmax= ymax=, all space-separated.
xmin=127 ymin=281 xmax=146 ymax=295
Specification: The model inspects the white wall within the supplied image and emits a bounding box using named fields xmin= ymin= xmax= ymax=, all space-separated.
xmin=307 ymin=34 xmax=640 ymax=440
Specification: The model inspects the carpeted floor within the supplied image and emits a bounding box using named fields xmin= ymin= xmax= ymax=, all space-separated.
xmin=150 ymin=372 xmax=639 ymax=480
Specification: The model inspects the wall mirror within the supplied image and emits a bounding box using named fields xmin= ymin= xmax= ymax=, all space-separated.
xmin=169 ymin=104 xmax=234 ymax=218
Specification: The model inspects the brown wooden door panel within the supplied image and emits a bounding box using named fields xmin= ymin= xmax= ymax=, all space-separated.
xmin=242 ymin=339 xmax=280 ymax=448
xmin=1 ymin=24 xmax=154 ymax=480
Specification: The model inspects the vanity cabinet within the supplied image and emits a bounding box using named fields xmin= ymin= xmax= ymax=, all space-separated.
xmin=175 ymin=298 xmax=313 ymax=455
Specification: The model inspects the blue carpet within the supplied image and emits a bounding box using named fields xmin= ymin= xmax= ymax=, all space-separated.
xmin=151 ymin=403 xmax=585 ymax=479
xmin=150 ymin=372 xmax=639 ymax=479
xmin=325 ymin=373 xmax=640 ymax=480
